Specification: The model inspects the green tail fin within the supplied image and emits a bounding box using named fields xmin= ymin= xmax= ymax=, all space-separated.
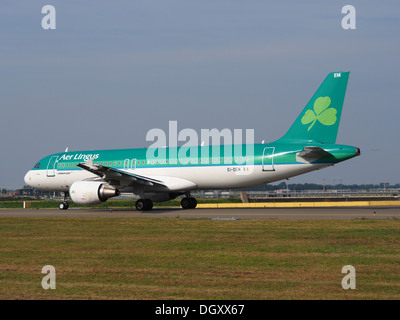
xmin=278 ymin=72 xmax=350 ymax=144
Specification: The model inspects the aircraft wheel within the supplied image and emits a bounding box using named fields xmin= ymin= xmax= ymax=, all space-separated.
xmin=136 ymin=199 xmax=153 ymax=211
xmin=59 ymin=202 xmax=69 ymax=210
xmin=181 ymin=197 xmax=197 ymax=209
xmin=136 ymin=199 xmax=145 ymax=211
xmin=188 ymin=197 xmax=197 ymax=209
xmin=144 ymin=199 xmax=153 ymax=211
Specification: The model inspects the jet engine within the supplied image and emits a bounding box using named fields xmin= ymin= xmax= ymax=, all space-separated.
xmin=70 ymin=181 xmax=120 ymax=205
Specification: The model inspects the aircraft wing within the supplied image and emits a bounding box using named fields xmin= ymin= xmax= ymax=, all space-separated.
xmin=77 ymin=158 xmax=197 ymax=191
xmin=296 ymin=146 xmax=334 ymax=163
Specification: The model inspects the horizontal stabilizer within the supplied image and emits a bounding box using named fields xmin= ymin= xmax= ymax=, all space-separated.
xmin=296 ymin=146 xmax=333 ymax=163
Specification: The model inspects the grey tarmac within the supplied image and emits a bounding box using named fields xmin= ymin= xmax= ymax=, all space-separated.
xmin=0 ymin=206 xmax=399 ymax=219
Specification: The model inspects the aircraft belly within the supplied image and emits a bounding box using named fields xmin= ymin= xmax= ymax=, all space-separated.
xmin=131 ymin=163 xmax=330 ymax=190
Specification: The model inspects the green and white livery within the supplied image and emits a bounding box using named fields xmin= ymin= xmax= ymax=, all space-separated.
xmin=24 ymin=72 xmax=360 ymax=211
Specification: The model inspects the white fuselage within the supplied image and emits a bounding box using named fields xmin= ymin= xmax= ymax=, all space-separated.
xmin=24 ymin=162 xmax=329 ymax=193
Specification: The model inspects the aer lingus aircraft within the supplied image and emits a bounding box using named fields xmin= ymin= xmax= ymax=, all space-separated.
xmin=24 ymin=72 xmax=360 ymax=211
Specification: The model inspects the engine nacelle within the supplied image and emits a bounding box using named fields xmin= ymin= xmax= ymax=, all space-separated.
xmin=70 ymin=181 xmax=120 ymax=205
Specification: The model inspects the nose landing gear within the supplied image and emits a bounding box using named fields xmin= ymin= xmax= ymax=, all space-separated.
xmin=59 ymin=192 xmax=69 ymax=210
xmin=59 ymin=202 xmax=69 ymax=210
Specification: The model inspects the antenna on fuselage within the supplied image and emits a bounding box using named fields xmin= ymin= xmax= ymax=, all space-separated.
xmin=65 ymin=147 xmax=69 ymax=152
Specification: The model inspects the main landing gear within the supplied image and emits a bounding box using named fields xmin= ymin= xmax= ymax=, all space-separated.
xmin=135 ymin=196 xmax=198 ymax=211
xmin=180 ymin=197 xmax=197 ymax=209
xmin=59 ymin=192 xmax=69 ymax=210
xmin=135 ymin=199 xmax=153 ymax=211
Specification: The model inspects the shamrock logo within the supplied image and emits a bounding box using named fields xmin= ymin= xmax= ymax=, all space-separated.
xmin=301 ymin=96 xmax=337 ymax=131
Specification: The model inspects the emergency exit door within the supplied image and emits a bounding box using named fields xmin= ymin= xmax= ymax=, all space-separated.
xmin=262 ymin=147 xmax=275 ymax=171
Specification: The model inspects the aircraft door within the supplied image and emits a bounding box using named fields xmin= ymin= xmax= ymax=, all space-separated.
xmin=46 ymin=156 xmax=58 ymax=177
xmin=131 ymin=159 xmax=137 ymax=170
xmin=124 ymin=159 xmax=130 ymax=169
xmin=124 ymin=159 xmax=136 ymax=170
xmin=262 ymin=147 xmax=275 ymax=171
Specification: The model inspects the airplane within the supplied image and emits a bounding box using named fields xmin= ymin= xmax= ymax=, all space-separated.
xmin=24 ymin=71 xmax=360 ymax=211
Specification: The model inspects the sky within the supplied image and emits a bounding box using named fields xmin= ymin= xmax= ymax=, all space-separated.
xmin=1 ymin=0 xmax=399 ymax=188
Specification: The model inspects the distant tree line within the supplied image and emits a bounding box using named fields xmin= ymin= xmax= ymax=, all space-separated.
xmin=0 ymin=186 xmax=61 ymax=198
xmin=243 ymin=182 xmax=400 ymax=192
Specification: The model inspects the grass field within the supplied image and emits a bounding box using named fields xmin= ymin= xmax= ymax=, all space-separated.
xmin=0 ymin=217 xmax=399 ymax=299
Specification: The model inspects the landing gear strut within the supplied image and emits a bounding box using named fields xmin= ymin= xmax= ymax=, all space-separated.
xmin=136 ymin=199 xmax=153 ymax=211
xmin=59 ymin=192 xmax=69 ymax=210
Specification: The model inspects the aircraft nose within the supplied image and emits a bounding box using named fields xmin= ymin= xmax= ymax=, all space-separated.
xmin=24 ymin=171 xmax=32 ymax=186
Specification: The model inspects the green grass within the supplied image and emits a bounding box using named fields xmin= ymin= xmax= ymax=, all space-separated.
xmin=0 ymin=218 xmax=399 ymax=299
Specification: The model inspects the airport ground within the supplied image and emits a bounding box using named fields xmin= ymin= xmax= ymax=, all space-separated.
xmin=0 ymin=206 xmax=400 ymax=220
xmin=0 ymin=205 xmax=400 ymax=300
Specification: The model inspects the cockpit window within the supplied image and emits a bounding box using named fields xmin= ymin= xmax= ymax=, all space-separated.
xmin=34 ymin=162 xmax=41 ymax=169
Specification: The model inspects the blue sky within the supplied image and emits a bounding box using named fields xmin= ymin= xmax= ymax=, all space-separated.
xmin=1 ymin=1 xmax=399 ymax=187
